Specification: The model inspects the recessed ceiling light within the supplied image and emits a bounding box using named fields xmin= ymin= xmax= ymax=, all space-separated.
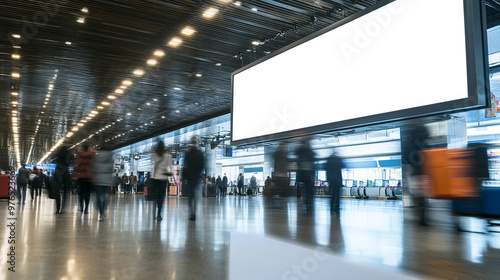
xmin=46 ymin=94 xmax=50 ymax=97
xmin=174 ymin=87 xmax=181 ymax=91
xmin=150 ymin=121 xmax=153 ymax=124
xmin=77 ymin=123 xmax=84 ymax=126
xmin=81 ymin=120 xmax=87 ymax=123
xmin=12 ymin=34 xmax=21 ymax=39
xmin=72 ymin=127 xmax=79 ymax=131
xmin=252 ymin=7 xmax=258 ymax=11
xmin=119 ymin=85 xmax=127 ymax=89
xmin=133 ymin=69 xmax=145 ymax=76
xmin=175 ymin=110 xmax=180 ymax=113
xmin=13 ymin=46 xmax=21 ymax=49
xmin=77 ymin=17 xmax=85 ymax=23
xmin=168 ymin=37 xmax=183 ymax=47
xmin=164 ymin=94 xmax=168 ymax=97
xmin=153 ymin=50 xmax=165 ymax=57
xmin=11 ymin=101 xmax=18 ymax=105
xmin=234 ymin=1 xmax=241 ymax=6
xmin=146 ymin=103 xmax=151 ymax=106
xmin=65 ymin=41 xmax=72 ymax=45
xmin=12 ymin=54 xmax=20 ymax=59
xmin=108 ymin=95 xmax=116 ymax=100
xmin=97 ymin=106 xmax=104 ymax=109
xmin=153 ymin=98 xmax=158 ymax=101
xmin=137 ymin=108 xmax=141 ymax=110
xmin=195 ymin=102 xmax=199 ymax=105
xmin=42 ymin=105 xmax=46 ymax=108
xmin=91 ymin=110 xmax=98 ymax=114
xmin=252 ymin=41 xmax=260 ymax=46
xmin=147 ymin=59 xmax=157 ymax=66
xmin=161 ymin=116 xmax=165 ymax=119
xmin=203 ymin=7 xmax=219 ymax=18
xmin=11 ymin=92 xmax=18 ymax=96
xmin=89 ymin=114 xmax=95 ymax=117
xmin=122 ymin=80 xmax=133 ymax=86
xmin=181 ymin=26 xmax=196 ymax=36
xmin=81 ymin=7 xmax=88 ymax=13
xmin=216 ymin=63 xmax=222 ymax=66
xmin=195 ymin=73 xmax=202 ymax=77
xmin=115 ymin=89 xmax=125 ymax=94
xmin=127 ymin=113 xmax=131 ymax=116
xmin=86 ymin=117 xmax=91 ymax=120
xmin=12 ymin=72 xmax=20 ymax=78
xmin=102 ymin=101 xmax=110 ymax=106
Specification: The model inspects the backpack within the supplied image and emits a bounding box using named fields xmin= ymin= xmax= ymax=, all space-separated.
xmin=247 ymin=187 xmax=253 ymax=196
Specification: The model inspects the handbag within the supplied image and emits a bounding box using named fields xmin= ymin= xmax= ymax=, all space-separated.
xmin=162 ymin=154 xmax=173 ymax=176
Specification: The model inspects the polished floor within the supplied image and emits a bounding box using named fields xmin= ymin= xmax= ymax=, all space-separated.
xmin=1 ymin=191 xmax=500 ymax=280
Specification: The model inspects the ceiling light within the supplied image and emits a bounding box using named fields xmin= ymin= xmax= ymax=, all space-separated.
xmin=48 ymin=84 xmax=54 ymax=90
xmin=195 ymin=73 xmax=202 ymax=77
xmin=97 ymin=106 xmax=104 ymax=109
xmin=146 ymin=103 xmax=151 ymax=106
xmin=81 ymin=120 xmax=87 ymax=123
xmin=252 ymin=41 xmax=260 ymax=46
xmin=147 ymin=59 xmax=157 ymax=66
xmin=43 ymin=105 xmax=46 ymax=108
xmin=195 ymin=102 xmax=199 ymax=105
xmin=164 ymin=94 xmax=168 ymax=97
xmin=77 ymin=123 xmax=84 ymax=126
xmin=12 ymin=110 xmax=17 ymax=114
xmin=89 ymin=114 xmax=95 ymax=117
xmin=13 ymin=46 xmax=21 ymax=49
xmin=12 ymin=34 xmax=21 ymax=38
xmin=127 ymin=113 xmax=131 ymax=116
xmin=153 ymin=98 xmax=158 ymax=101
xmin=174 ymin=87 xmax=181 ymax=91
xmin=122 ymin=80 xmax=133 ymax=86
xmin=120 ymin=85 xmax=127 ymax=89
xmin=11 ymin=92 xmax=18 ymax=96
xmin=181 ymin=26 xmax=196 ymax=36
xmin=153 ymin=50 xmax=165 ymax=57
xmin=77 ymin=17 xmax=85 ymax=23
xmin=11 ymin=101 xmax=18 ymax=105
xmin=162 ymin=116 xmax=165 ymax=119
xmin=91 ymin=110 xmax=98 ymax=114
xmin=133 ymin=69 xmax=145 ymax=76
xmin=81 ymin=7 xmax=88 ymax=13
xmin=12 ymin=72 xmax=20 ymax=78
xmin=203 ymin=7 xmax=219 ymax=18
xmin=108 ymin=95 xmax=117 ymax=100
xmin=234 ymin=1 xmax=242 ymax=6
xmin=168 ymin=37 xmax=183 ymax=47
xmin=46 ymin=94 xmax=50 ymax=97
xmin=41 ymin=111 xmax=44 ymax=114
xmin=216 ymin=63 xmax=222 ymax=66
xmin=102 ymin=101 xmax=110 ymax=105
xmin=175 ymin=110 xmax=180 ymax=113
xmin=12 ymin=54 xmax=20 ymax=59
xmin=252 ymin=7 xmax=258 ymax=11
xmin=72 ymin=127 xmax=79 ymax=131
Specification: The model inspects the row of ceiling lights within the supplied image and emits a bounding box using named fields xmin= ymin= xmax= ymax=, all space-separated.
xmin=37 ymin=7 xmax=89 ymax=164
xmin=89 ymin=1 xmax=249 ymax=148
xmin=40 ymin=2 xmax=240 ymax=159
xmin=10 ymin=34 xmax=22 ymax=167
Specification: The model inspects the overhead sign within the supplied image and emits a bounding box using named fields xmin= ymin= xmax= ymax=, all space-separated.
xmin=231 ymin=0 xmax=489 ymax=145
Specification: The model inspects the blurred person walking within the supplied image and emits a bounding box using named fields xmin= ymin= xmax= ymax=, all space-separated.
xmin=237 ymin=173 xmax=244 ymax=195
xmin=16 ymin=163 xmax=30 ymax=204
xmin=151 ymin=140 xmax=172 ymax=221
xmin=91 ymin=143 xmax=114 ymax=221
xmin=325 ymin=151 xmax=344 ymax=215
xmin=52 ymin=140 xmax=73 ymax=214
xmin=121 ymin=173 xmax=129 ymax=194
xmin=295 ymin=137 xmax=316 ymax=212
xmin=129 ymin=172 xmax=137 ymax=194
xmin=216 ymin=175 xmax=222 ymax=197
xmin=273 ymin=143 xmax=289 ymax=196
xmin=402 ymin=123 xmax=430 ymax=226
xmin=222 ymin=173 xmax=228 ymax=197
xmin=182 ymin=136 xmax=205 ymax=221
xmin=74 ymin=142 xmax=95 ymax=214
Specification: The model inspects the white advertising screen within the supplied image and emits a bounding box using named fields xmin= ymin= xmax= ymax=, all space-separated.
xmin=232 ymin=0 xmax=485 ymax=144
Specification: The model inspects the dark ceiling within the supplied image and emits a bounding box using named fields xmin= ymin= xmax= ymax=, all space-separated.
xmin=1 ymin=0 xmax=500 ymax=169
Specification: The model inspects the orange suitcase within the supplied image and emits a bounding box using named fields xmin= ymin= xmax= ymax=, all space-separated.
xmin=421 ymin=148 xmax=479 ymax=199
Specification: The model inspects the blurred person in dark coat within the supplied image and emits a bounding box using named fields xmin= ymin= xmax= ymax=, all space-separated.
xmin=182 ymin=136 xmax=205 ymax=221
xmin=91 ymin=143 xmax=114 ymax=221
xmin=222 ymin=173 xmax=228 ymax=197
xmin=16 ymin=163 xmax=30 ymax=204
xmin=295 ymin=138 xmax=316 ymax=212
xmin=52 ymin=140 xmax=73 ymax=214
xmin=325 ymin=151 xmax=344 ymax=215
xmin=273 ymin=143 xmax=289 ymax=196
xmin=402 ymin=123 xmax=430 ymax=226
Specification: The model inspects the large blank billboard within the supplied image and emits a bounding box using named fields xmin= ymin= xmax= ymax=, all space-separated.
xmin=231 ymin=0 xmax=489 ymax=145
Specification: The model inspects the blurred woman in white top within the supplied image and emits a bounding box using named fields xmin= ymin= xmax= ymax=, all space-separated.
xmin=151 ymin=140 xmax=172 ymax=221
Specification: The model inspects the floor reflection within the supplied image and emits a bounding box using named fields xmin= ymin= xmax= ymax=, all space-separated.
xmin=1 ymin=193 xmax=500 ymax=279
